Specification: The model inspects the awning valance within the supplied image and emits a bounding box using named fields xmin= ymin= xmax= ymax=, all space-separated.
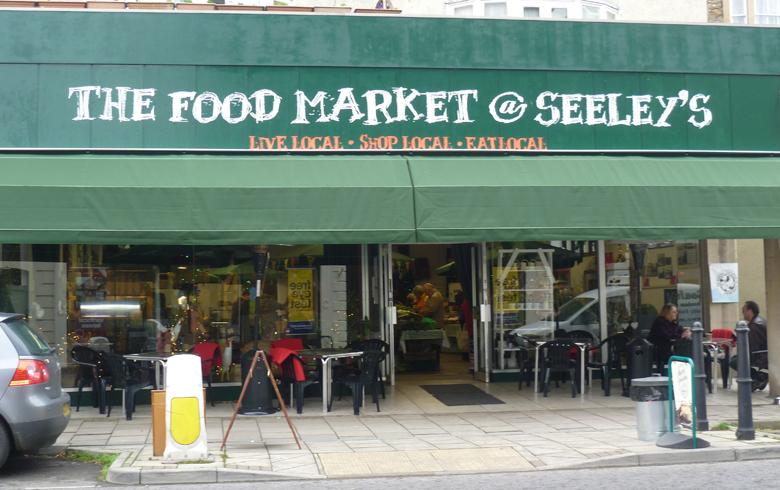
xmin=409 ymin=156 xmax=780 ymax=242
xmin=0 ymin=154 xmax=416 ymax=245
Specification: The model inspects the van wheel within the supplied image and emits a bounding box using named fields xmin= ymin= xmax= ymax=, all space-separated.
xmin=0 ymin=422 xmax=10 ymax=468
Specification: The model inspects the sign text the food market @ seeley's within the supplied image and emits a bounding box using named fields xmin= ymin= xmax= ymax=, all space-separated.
xmin=66 ymin=85 xmax=713 ymax=151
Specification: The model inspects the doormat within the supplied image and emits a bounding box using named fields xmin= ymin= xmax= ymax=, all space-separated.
xmin=420 ymin=384 xmax=505 ymax=406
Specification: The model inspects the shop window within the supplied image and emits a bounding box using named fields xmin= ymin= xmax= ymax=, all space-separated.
xmin=484 ymin=1 xmax=507 ymax=16
xmin=551 ymin=7 xmax=568 ymax=18
xmin=605 ymin=241 xmax=703 ymax=339
xmin=491 ymin=241 xmax=600 ymax=371
xmin=2 ymin=243 xmax=368 ymax=389
xmin=756 ymin=0 xmax=780 ymax=24
xmin=523 ymin=6 xmax=541 ymax=17
xmin=731 ymin=0 xmax=748 ymax=23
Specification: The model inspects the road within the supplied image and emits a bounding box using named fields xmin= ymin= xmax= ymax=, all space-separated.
xmin=1 ymin=457 xmax=778 ymax=489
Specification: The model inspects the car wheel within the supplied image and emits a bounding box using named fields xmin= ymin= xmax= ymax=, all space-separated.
xmin=0 ymin=422 xmax=10 ymax=468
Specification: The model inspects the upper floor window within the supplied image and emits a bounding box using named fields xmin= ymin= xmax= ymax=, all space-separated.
xmin=582 ymin=4 xmax=601 ymax=19
xmin=523 ymin=6 xmax=541 ymax=17
xmin=484 ymin=1 xmax=507 ymax=16
xmin=731 ymin=0 xmax=748 ymax=23
xmin=551 ymin=7 xmax=568 ymax=19
xmin=454 ymin=5 xmax=474 ymax=16
xmin=756 ymin=0 xmax=780 ymax=24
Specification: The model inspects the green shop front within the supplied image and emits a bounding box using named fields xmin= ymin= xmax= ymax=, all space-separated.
xmin=0 ymin=10 xmax=779 ymax=397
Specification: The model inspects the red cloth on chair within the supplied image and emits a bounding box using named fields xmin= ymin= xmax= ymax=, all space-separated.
xmin=711 ymin=328 xmax=735 ymax=343
xmin=271 ymin=338 xmax=304 ymax=351
xmin=192 ymin=342 xmax=222 ymax=377
xmin=270 ymin=347 xmax=306 ymax=382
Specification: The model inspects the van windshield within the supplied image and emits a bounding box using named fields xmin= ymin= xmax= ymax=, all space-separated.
xmin=1 ymin=317 xmax=52 ymax=356
xmin=557 ymin=297 xmax=593 ymax=322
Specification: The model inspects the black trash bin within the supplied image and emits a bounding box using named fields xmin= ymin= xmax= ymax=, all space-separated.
xmin=630 ymin=376 xmax=669 ymax=441
xmin=238 ymin=350 xmax=277 ymax=415
xmin=627 ymin=337 xmax=654 ymax=381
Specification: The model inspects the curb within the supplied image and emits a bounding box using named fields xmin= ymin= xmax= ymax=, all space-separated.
xmin=104 ymin=444 xmax=780 ymax=483
xmin=105 ymin=451 xmax=324 ymax=485
xmin=547 ymin=444 xmax=780 ymax=472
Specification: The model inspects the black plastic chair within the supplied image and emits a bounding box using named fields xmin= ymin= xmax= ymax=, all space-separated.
xmin=587 ymin=333 xmax=629 ymax=396
xmin=540 ymin=340 xmax=579 ymax=398
xmin=353 ymin=339 xmax=390 ymax=398
xmin=329 ymin=350 xmax=386 ymax=415
xmin=511 ymin=335 xmax=536 ymax=391
xmin=279 ymin=353 xmax=320 ymax=414
xmin=96 ymin=352 xmax=152 ymax=420
xmin=71 ymin=345 xmax=100 ymax=412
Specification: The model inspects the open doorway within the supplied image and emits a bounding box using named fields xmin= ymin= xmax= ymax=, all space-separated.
xmin=390 ymin=244 xmax=476 ymax=382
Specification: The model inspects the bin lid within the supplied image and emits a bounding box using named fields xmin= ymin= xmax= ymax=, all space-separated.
xmin=631 ymin=376 xmax=668 ymax=387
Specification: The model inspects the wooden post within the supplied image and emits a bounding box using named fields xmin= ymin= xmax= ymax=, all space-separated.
xmin=151 ymin=390 xmax=166 ymax=457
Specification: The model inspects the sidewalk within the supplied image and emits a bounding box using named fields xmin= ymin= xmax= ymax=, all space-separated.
xmin=59 ymin=383 xmax=780 ymax=484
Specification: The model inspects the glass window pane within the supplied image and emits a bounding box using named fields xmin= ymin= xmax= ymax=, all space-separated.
xmin=582 ymin=4 xmax=601 ymax=19
xmin=485 ymin=2 xmax=507 ymax=16
xmin=551 ymin=7 xmax=568 ymax=18
xmin=523 ymin=7 xmax=540 ymax=18
xmin=454 ymin=5 xmax=473 ymax=16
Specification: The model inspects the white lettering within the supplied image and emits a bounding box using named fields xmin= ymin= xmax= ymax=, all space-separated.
xmin=560 ymin=93 xmax=583 ymax=125
xmin=628 ymin=94 xmax=653 ymax=126
xmin=99 ymin=87 xmax=131 ymax=122
xmin=221 ymin=92 xmax=252 ymax=125
xmin=688 ymin=94 xmax=713 ymax=129
xmin=192 ymin=92 xmax=221 ymax=124
xmin=534 ymin=91 xmax=560 ymax=127
xmin=489 ymin=91 xmax=527 ymax=124
xmin=362 ymin=89 xmax=393 ymax=126
xmin=68 ymin=86 xmax=101 ymax=121
xmin=584 ymin=94 xmax=607 ymax=125
xmin=448 ymin=89 xmax=478 ymax=123
xmin=393 ymin=87 xmax=423 ymax=122
xmin=425 ymin=91 xmax=448 ymax=124
xmin=292 ymin=90 xmax=329 ymax=124
xmin=131 ymin=88 xmax=156 ymax=122
xmin=329 ymin=88 xmax=364 ymax=123
xmin=169 ymin=91 xmax=196 ymax=123
xmin=606 ymin=93 xmax=630 ymax=126
xmin=249 ymin=89 xmax=281 ymax=123
xmin=654 ymin=96 xmax=679 ymax=128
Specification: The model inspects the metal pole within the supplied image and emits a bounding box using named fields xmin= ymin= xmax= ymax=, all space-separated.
xmin=691 ymin=321 xmax=709 ymax=431
xmin=735 ymin=320 xmax=755 ymax=440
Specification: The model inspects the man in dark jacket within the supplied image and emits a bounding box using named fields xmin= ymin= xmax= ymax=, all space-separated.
xmin=730 ymin=300 xmax=768 ymax=390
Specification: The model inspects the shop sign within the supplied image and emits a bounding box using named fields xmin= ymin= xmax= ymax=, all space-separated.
xmin=1 ymin=65 xmax=778 ymax=152
xmin=287 ymin=268 xmax=315 ymax=332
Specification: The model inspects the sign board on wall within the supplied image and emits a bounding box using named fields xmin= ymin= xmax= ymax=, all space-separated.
xmin=709 ymin=263 xmax=739 ymax=304
xmin=0 ymin=67 xmax=779 ymax=152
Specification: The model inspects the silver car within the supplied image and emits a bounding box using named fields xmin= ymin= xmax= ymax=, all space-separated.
xmin=0 ymin=313 xmax=70 ymax=467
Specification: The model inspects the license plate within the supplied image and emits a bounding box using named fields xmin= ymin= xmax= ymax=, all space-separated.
xmin=63 ymin=402 xmax=71 ymax=418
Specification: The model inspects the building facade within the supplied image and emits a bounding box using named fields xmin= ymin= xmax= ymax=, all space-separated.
xmin=0 ymin=8 xmax=779 ymax=397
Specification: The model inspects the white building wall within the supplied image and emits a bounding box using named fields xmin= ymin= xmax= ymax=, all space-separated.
xmin=615 ymin=0 xmax=708 ymax=23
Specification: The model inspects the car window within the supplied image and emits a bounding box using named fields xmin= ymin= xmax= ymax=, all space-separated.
xmin=571 ymin=304 xmax=599 ymax=326
xmin=1 ymin=317 xmax=51 ymax=356
xmin=557 ymin=297 xmax=592 ymax=321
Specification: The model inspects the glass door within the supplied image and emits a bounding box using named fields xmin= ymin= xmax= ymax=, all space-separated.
xmin=367 ymin=244 xmax=396 ymax=386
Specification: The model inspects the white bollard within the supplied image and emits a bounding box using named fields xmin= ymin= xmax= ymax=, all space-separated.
xmin=163 ymin=354 xmax=208 ymax=462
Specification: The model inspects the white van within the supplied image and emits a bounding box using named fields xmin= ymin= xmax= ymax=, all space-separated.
xmin=509 ymin=284 xmax=700 ymax=342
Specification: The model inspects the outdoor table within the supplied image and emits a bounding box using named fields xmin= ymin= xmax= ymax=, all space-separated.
xmin=533 ymin=341 xmax=589 ymax=398
xmin=299 ymin=349 xmax=364 ymax=413
xmin=123 ymin=352 xmax=173 ymax=389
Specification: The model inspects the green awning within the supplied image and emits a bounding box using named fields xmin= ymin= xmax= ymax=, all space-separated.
xmin=0 ymin=154 xmax=415 ymax=245
xmin=409 ymin=156 xmax=780 ymax=242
